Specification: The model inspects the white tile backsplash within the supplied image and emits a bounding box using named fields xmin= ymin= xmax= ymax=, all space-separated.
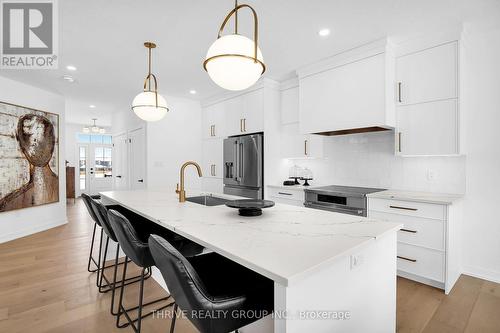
xmin=280 ymin=131 xmax=465 ymax=193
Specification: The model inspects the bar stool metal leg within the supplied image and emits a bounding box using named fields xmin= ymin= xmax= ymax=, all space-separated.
xmin=170 ymin=303 xmax=178 ymax=333
xmin=97 ymin=237 xmax=150 ymax=295
xmin=87 ymin=223 xmax=99 ymax=273
xmin=116 ymin=257 xmax=174 ymax=332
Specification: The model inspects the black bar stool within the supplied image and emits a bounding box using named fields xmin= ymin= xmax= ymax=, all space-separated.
xmin=90 ymin=199 xmax=152 ymax=315
xmin=81 ymin=193 xmax=103 ymax=273
xmin=148 ymin=234 xmax=274 ymax=333
xmin=108 ymin=209 xmax=204 ymax=333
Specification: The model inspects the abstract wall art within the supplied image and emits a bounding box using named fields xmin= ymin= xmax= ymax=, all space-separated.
xmin=0 ymin=101 xmax=59 ymax=213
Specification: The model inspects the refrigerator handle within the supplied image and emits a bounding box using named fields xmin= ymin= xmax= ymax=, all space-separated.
xmin=234 ymin=140 xmax=239 ymax=181
xmin=239 ymin=142 xmax=244 ymax=179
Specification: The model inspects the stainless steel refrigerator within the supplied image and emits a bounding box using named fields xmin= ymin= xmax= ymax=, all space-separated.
xmin=223 ymin=133 xmax=263 ymax=199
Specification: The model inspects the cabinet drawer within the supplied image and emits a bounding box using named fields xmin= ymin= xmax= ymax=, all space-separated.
xmin=267 ymin=187 xmax=305 ymax=202
xmin=370 ymin=211 xmax=444 ymax=250
xmin=369 ymin=198 xmax=445 ymax=220
xmin=397 ymin=243 xmax=444 ymax=282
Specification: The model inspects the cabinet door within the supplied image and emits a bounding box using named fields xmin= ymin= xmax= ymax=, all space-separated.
xmin=280 ymin=124 xmax=323 ymax=158
xmin=202 ymin=138 xmax=223 ymax=178
xmin=281 ymin=86 xmax=299 ymax=124
xmin=299 ymin=53 xmax=386 ymax=134
xmin=224 ymin=96 xmax=244 ymax=136
xmin=241 ymin=89 xmax=264 ymax=134
xmin=396 ymin=42 xmax=457 ymax=105
xmin=397 ymin=99 xmax=457 ymax=155
xmin=203 ymin=103 xmax=226 ymax=139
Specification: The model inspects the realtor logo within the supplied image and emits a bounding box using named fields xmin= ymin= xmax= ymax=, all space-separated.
xmin=1 ymin=0 xmax=58 ymax=69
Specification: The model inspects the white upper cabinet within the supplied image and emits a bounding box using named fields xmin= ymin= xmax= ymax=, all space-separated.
xmin=396 ymin=42 xmax=458 ymax=105
xmin=225 ymin=89 xmax=264 ymax=136
xmin=202 ymin=102 xmax=225 ymax=139
xmin=299 ymin=51 xmax=392 ymax=134
xmin=395 ymin=39 xmax=461 ymax=156
xmin=280 ymin=85 xmax=299 ymax=124
xmin=280 ymin=123 xmax=323 ymax=159
xmin=397 ymin=99 xmax=458 ymax=155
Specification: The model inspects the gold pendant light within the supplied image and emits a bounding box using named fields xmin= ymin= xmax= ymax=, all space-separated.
xmin=132 ymin=42 xmax=169 ymax=122
xmin=203 ymin=0 xmax=265 ymax=91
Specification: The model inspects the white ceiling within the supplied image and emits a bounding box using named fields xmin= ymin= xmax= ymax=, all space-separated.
xmin=0 ymin=0 xmax=498 ymax=125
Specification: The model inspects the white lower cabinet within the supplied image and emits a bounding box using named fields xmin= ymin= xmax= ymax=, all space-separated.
xmin=267 ymin=186 xmax=305 ymax=207
xmin=368 ymin=196 xmax=462 ymax=294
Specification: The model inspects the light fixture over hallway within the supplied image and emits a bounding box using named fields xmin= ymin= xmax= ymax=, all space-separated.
xmin=203 ymin=0 xmax=265 ymax=91
xmin=132 ymin=42 xmax=169 ymax=122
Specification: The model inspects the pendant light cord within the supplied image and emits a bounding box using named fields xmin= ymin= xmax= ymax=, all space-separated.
xmin=234 ymin=0 xmax=238 ymax=34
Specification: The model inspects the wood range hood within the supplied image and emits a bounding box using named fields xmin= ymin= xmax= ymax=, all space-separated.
xmin=313 ymin=126 xmax=392 ymax=136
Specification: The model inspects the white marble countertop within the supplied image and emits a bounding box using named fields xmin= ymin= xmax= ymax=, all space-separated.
xmin=367 ymin=189 xmax=464 ymax=205
xmin=101 ymin=190 xmax=401 ymax=286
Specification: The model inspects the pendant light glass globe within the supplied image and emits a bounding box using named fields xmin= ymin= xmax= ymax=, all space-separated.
xmin=132 ymin=91 xmax=168 ymax=122
xmin=205 ymin=34 xmax=264 ymax=91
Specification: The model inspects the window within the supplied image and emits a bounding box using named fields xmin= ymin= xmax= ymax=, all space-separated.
xmin=77 ymin=134 xmax=112 ymax=144
xmin=79 ymin=147 xmax=87 ymax=190
xmin=94 ymin=147 xmax=112 ymax=178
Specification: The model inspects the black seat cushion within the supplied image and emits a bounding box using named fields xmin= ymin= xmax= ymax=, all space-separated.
xmin=107 ymin=210 xmax=205 ymax=268
xmin=149 ymin=234 xmax=273 ymax=333
xmin=81 ymin=193 xmax=102 ymax=226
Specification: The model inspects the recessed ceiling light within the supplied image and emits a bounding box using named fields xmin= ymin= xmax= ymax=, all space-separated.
xmin=189 ymin=90 xmax=197 ymax=95
xmin=318 ymin=28 xmax=331 ymax=37
xmin=62 ymin=75 xmax=75 ymax=83
xmin=89 ymin=104 xmax=96 ymax=108
xmin=66 ymin=65 xmax=77 ymax=71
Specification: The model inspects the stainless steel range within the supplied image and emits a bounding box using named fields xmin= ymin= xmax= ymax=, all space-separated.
xmin=304 ymin=185 xmax=386 ymax=217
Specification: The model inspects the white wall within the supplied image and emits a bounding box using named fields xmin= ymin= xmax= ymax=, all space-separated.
xmin=146 ymin=96 xmax=203 ymax=191
xmin=275 ymin=131 xmax=466 ymax=194
xmin=112 ymin=107 xmax=145 ymax=136
xmin=461 ymin=24 xmax=500 ymax=283
xmin=0 ymin=76 xmax=66 ymax=243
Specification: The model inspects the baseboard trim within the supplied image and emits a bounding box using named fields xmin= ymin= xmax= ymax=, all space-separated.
xmin=0 ymin=219 xmax=68 ymax=244
xmin=462 ymin=265 xmax=500 ymax=284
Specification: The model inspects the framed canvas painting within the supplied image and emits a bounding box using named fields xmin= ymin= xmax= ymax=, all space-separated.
xmin=0 ymin=101 xmax=59 ymax=213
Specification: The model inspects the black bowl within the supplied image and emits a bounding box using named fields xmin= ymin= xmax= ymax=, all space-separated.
xmin=225 ymin=199 xmax=275 ymax=216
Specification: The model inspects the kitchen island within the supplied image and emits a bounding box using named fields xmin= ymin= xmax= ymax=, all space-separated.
xmin=101 ymin=190 xmax=401 ymax=333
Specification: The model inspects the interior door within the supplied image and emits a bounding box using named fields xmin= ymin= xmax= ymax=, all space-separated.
xmin=129 ymin=127 xmax=146 ymax=190
xmin=113 ymin=133 xmax=128 ymax=190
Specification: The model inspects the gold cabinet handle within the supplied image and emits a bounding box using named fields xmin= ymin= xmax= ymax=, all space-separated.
xmin=400 ymin=228 xmax=417 ymax=233
xmin=390 ymin=205 xmax=417 ymax=211
xmin=398 ymin=132 xmax=402 ymax=153
xmin=304 ymin=140 xmax=308 ymax=156
xmin=398 ymin=82 xmax=402 ymax=103
xmin=397 ymin=255 xmax=417 ymax=263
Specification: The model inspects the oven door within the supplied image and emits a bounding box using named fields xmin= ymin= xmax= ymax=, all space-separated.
xmin=304 ymin=191 xmax=367 ymax=216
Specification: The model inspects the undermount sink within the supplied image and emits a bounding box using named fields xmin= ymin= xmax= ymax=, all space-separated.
xmin=186 ymin=195 xmax=229 ymax=206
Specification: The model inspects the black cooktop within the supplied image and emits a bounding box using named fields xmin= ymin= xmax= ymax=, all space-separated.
xmin=306 ymin=185 xmax=386 ymax=196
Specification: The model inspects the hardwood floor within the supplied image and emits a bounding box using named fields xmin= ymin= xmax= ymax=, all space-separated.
xmin=0 ymin=199 xmax=499 ymax=332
